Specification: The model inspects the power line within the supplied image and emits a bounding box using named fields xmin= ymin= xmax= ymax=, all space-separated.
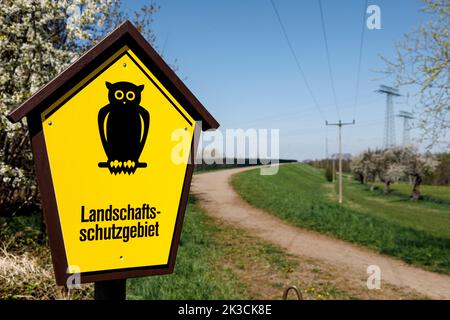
xmin=270 ymin=0 xmax=326 ymax=121
xmin=235 ymin=95 xmax=378 ymax=127
xmin=352 ymin=0 xmax=368 ymax=121
xmin=318 ymin=0 xmax=340 ymax=120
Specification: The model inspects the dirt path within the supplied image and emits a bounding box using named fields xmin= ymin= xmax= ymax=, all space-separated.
xmin=191 ymin=166 xmax=450 ymax=300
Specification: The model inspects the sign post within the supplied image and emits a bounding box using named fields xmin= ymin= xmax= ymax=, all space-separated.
xmin=94 ymin=280 xmax=126 ymax=300
xmin=7 ymin=20 xmax=219 ymax=299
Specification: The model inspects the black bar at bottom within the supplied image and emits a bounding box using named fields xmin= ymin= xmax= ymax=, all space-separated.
xmin=94 ymin=279 xmax=126 ymax=300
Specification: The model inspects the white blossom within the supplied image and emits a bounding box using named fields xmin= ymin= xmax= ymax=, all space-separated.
xmin=0 ymin=0 xmax=121 ymax=213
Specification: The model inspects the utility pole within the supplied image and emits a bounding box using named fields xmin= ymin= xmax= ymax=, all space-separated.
xmin=326 ymin=120 xmax=355 ymax=204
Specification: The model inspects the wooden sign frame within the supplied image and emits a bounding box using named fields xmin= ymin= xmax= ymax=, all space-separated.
xmin=7 ymin=20 xmax=219 ymax=285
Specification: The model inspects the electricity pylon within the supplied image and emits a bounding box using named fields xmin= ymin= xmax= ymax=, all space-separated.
xmin=326 ymin=120 xmax=355 ymax=204
xmin=397 ymin=111 xmax=413 ymax=146
xmin=376 ymin=85 xmax=401 ymax=149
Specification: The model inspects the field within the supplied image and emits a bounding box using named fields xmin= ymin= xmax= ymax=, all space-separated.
xmin=371 ymin=181 xmax=450 ymax=205
xmin=345 ymin=181 xmax=450 ymax=238
xmin=231 ymin=163 xmax=450 ymax=274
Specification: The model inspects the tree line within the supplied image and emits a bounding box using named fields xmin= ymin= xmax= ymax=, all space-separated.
xmin=306 ymin=149 xmax=450 ymax=201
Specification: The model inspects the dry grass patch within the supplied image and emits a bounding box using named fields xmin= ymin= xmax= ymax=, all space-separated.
xmin=0 ymin=245 xmax=93 ymax=300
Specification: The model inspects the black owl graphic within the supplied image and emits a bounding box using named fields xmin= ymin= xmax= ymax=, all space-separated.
xmin=98 ymin=81 xmax=150 ymax=174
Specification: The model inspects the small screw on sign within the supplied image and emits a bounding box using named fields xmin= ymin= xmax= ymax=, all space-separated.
xmin=48 ymin=121 xmax=53 ymax=126
xmin=120 ymin=256 xmax=124 ymax=261
xmin=123 ymin=63 xmax=127 ymax=68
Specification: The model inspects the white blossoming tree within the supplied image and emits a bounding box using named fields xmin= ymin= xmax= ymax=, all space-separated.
xmin=350 ymin=149 xmax=378 ymax=185
xmin=402 ymin=149 xmax=440 ymax=200
xmin=351 ymin=146 xmax=439 ymax=199
xmin=0 ymin=0 xmax=158 ymax=215
xmin=371 ymin=148 xmax=404 ymax=194
xmin=382 ymin=0 xmax=449 ymax=148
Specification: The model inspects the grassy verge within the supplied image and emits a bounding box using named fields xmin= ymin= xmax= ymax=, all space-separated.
xmin=127 ymin=197 xmax=247 ymax=299
xmin=231 ymin=164 xmax=450 ymax=275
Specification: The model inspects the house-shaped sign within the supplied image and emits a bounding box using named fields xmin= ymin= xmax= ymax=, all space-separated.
xmin=7 ymin=21 xmax=219 ymax=285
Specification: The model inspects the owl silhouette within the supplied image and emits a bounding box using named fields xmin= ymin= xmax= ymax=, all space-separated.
xmin=98 ymin=81 xmax=150 ymax=174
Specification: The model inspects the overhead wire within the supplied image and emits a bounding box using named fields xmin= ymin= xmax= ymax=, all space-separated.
xmin=270 ymin=0 xmax=326 ymax=122
xmin=352 ymin=0 xmax=368 ymax=122
xmin=234 ymin=96 xmax=379 ymax=127
xmin=318 ymin=0 xmax=341 ymax=121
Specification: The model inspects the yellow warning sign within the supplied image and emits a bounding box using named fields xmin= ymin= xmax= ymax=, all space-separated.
xmin=42 ymin=47 xmax=195 ymax=273
xmin=8 ymin=21 xmax=218 ymax=285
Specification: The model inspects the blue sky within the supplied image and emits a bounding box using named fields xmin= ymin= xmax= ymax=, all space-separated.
xmin=125 ymin=0 xmax=430 ymax=160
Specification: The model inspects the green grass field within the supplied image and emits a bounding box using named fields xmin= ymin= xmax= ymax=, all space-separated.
xmin=371 ymin=181 xmax=450 ymax=205
xmin=345 ymin=181 xmax=450 ymax=239
xmin=127 ymin=197 xmax=247 ymax=299
xmin=231 ymin=164 xmax=450 ymax=274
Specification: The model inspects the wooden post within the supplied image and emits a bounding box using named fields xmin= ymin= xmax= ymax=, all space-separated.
xmin=326 ymin=120 xmax=355 ymax=204
xmin=94 ymin=279 xmax=126 ymax=300
xmin=338 ymin=122 xmax=343 ymax=204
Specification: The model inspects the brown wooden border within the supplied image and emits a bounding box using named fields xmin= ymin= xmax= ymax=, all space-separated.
xmin=9 ymin=21 xmax=219 ymax=285
xmin=8 ymin=20 xmax=219 ymax=131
